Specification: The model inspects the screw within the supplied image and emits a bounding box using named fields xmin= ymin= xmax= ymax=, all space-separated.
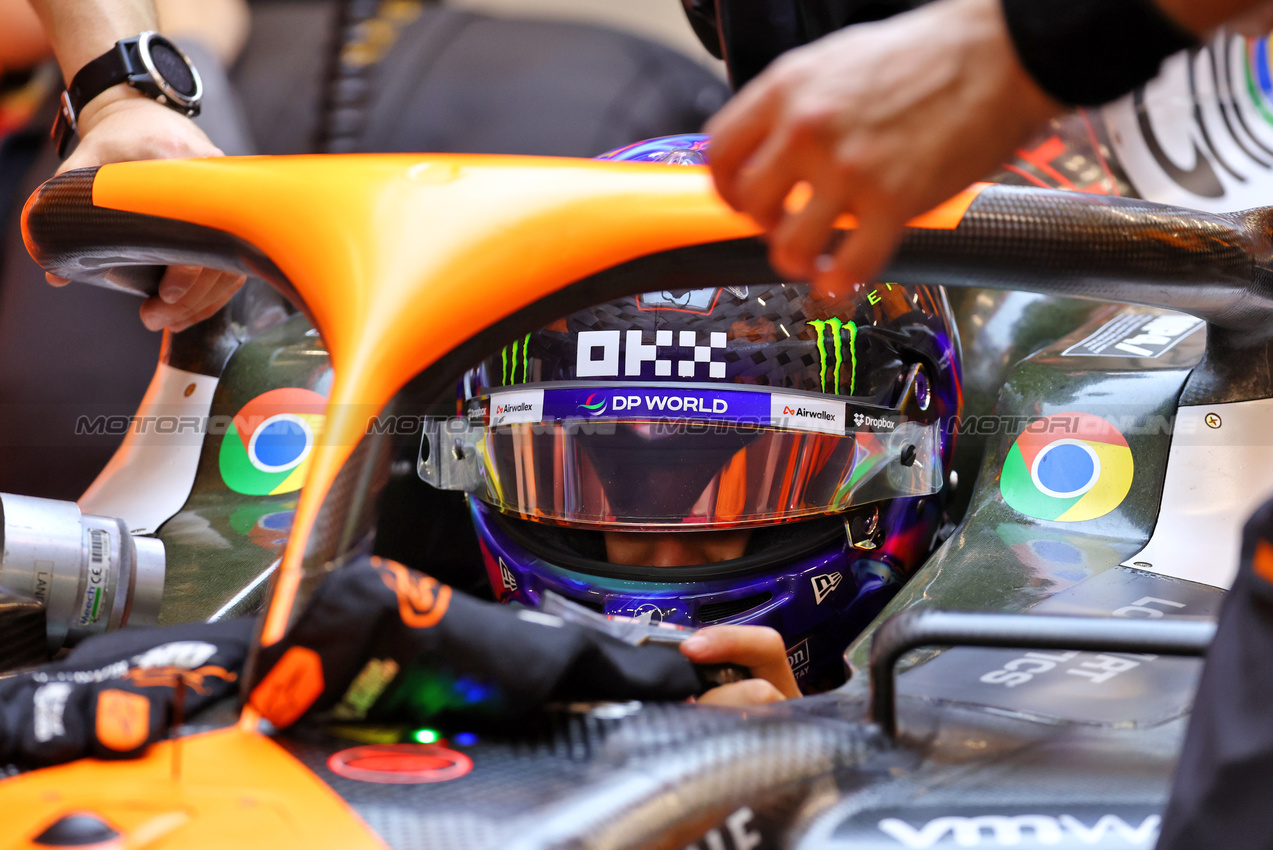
xmin=1205 ymin=412 xmax=1222 ymax=429
xmin=183 ymin=383 xmax=196 ymax=397
xmin=900 ymin=445 xmax=918 ymax=466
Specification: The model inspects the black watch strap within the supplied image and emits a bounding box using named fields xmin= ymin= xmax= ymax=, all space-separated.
xmin=52 ymin=32 xmax=203 ymax=159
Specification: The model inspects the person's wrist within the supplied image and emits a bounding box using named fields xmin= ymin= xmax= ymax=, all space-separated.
xmin=988 ymin=0 xmax=1064 ymax=126
xmin=73 ymin=82 xmax=151 ymax=134
xmin=947 ymin=0 xmax=1062 ymax=130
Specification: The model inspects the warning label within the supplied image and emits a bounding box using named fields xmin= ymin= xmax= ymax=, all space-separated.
xmin=1062 ymin=313 xmax=1203 ymax=359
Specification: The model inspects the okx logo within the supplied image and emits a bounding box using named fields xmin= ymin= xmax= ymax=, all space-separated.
xmin=219 ymin=388 xmax=327 ymax=495
xmin=808 ymin=318 xmax=858 ymax=395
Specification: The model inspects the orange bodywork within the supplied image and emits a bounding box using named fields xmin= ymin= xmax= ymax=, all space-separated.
xmin=87 ymin=156 xmax=987 ymax=655
xmin=0 ymin=726 xmax=384 ymax=848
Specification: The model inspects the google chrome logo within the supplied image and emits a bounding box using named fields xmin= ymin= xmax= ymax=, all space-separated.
xmin=1000 ymin=412 xmax=1133 ymax=522
xmin=219 ymin=388 xmax=327 ymax=495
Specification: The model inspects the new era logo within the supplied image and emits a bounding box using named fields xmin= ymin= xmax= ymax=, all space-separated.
xmin=811 ymin=572 xmax=842 ymax=605
xmin=498 ymin=557 xmax=518 ymax=593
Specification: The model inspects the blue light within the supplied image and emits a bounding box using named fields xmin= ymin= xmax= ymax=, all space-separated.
xmin=453 ymin=732 xmax=479 ymax=746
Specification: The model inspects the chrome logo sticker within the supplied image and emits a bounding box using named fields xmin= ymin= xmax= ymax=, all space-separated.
xmin=219 ymin=388 xmax=327 ymax=495
xmin=1000 ymin=412 xmax=1133 ymax=522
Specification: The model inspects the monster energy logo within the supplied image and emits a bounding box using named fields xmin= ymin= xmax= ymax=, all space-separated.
xmin=501 ymin=333 xmax=532 ymax=385
xmin=808 ymin=318 xmax=858 ymax=395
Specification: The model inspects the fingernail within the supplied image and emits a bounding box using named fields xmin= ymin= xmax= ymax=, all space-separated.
xmin=159 ymin=286 xmax=184 ymax=304
xmin=140 ymin=309 xmax=166 ymax=331
xmin=682 ymin=636 xmax=708 ymax=654
xmin=815 ymin=254 xmax=836 ymax=273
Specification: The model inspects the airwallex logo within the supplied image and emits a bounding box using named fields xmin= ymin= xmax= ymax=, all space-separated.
xmin=771 ymin=393 xmax=846 ymax=436
xmin=488 ymin=389 xmax=544 ymax=427
xmin=782 ymin=404 xmax=838 ymax=423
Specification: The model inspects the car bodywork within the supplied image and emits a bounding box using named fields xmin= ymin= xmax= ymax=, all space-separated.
xmin=6 ymin=144 xmax=1271 ymax=849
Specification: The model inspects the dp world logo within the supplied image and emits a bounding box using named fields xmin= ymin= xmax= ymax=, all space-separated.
xmin=580 ymin=393 xmax=608 ymax=416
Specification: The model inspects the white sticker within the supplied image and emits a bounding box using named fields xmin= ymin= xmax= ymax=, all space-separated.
xmin=770 ymin=394 xmax=845 ymax=435
xmin=33 ymin=683 xmax=71 ymax=742
xmin=489 ymin=389 xmax=544 ymax=427
xmin=77 ymin=527 xmax=111 ymax=627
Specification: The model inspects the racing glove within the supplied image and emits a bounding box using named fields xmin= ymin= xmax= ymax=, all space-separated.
xmin=0 ymin=556 xmax=704 ymax=767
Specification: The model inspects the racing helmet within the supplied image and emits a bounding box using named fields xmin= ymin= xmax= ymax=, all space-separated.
xmin=420 ymin=136 xmax=962 ymax=690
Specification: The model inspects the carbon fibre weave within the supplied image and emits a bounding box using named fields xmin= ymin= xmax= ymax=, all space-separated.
xmin=292 ymin=430 xmax=395 ymax=620
xmin=22 ymin=168 xmax=298 ymax=305
xmin=892 ymin=188 xmax=1273 ymax=332
xmin=279 ymin=702 xmax=887 ymax=850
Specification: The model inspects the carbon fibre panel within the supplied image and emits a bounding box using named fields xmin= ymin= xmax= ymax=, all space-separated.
xmin=276 ymin=702 xmax=889 ymax=850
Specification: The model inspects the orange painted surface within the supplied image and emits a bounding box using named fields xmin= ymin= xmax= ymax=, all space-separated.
xmin=783 ymin=181 xmax=987 ymax=230
xmin=0 ymin=727 xmax=385 ymax=849
xmin=87 ymin=155 xmax=987 ymax=657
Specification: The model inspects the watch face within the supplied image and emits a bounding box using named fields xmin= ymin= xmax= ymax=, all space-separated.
xmin=147 ymin=39 xmax=198 ymax=99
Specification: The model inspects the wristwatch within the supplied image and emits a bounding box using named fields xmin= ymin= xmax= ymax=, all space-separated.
xmin=52 ymin=31 xmax=203 ymax=159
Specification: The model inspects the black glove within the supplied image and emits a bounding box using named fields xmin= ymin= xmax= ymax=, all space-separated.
xmin=248 ymin=555 xmax=704 ymax=728
xmin=0 ymin=556 xmax=706 ymax=768
xmin=0 ymin=618 xmax=251 ymax=766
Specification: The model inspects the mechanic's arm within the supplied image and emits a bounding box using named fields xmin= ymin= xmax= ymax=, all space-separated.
xmin=705 ymin=0 xmax=1273 ymax=296
xmin=26 ymin=0 xmax=246 ymax=332
xmin=681 ymin=625 xmax=801 ymax=706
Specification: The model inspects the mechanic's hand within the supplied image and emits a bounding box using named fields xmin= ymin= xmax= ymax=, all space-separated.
xmin=681 ymin=625 xmax=801 ymax=707
xmin=705 ymin=0 xmax=1061 ymax=295
xmin=48 ymin=90 xmax=246 ymax=331
xmin=140 ymin=265 xmax=247 ymax=332
xmin=58 ymin=87 xmax=222 ymax=175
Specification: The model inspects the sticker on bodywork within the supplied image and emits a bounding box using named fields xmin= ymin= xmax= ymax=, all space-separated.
xmin=896 ymin=569 xmax=1221 ymax=726
xmin=219 ymin=388 xmax=327 ymax=495
xmin=1000 ymin=413 xmax=1133 ymax=522
xmin=831 ymin=803 xmax=1162 ymax=848
xmin=1061 ymin=313 xmax=1203 ymax=359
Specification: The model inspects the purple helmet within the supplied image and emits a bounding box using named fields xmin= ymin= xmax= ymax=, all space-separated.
xmin=421 ymin=136 xmax=962 ymax=690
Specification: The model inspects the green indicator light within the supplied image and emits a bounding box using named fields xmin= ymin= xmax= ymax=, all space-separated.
xmin=412 ymin=728 xmax=440 ymax=744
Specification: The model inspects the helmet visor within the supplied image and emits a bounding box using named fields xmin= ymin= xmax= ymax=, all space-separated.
xmin=420 ymin=384 xmax=943 ymax=529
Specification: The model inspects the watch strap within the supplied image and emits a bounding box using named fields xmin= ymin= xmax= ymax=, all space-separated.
xmin=66 ymin=42 xmax=135 ymax=119
xmin=51 ymin=33 xmax=202 ymax=159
